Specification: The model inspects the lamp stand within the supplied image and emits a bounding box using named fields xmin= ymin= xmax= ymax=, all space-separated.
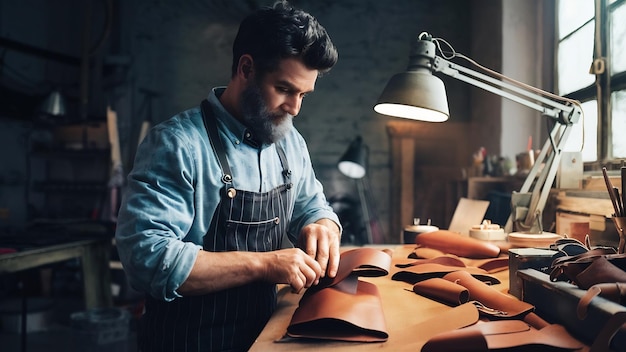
xmin=356 ymin=178 xmax=373 ymax=244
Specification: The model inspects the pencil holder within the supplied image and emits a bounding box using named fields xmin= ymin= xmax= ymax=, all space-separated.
xmin=612 ymin=217 xmax=626 ymax=254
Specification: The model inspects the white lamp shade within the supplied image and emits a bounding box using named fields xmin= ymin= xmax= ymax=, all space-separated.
xmin=374 ymin=70 xmax=450 ymax=122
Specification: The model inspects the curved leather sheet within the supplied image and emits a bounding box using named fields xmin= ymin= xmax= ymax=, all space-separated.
xmin=286 ymin=247 xmax=392 ymax=342
xmin=442 ymin=271 xmax=533 ymax=319
xmin=423 ymin=321 xmax=582 ymax=352
xmin=326 ymin=247 xmax=392 ymax=285
xmin=287 ymin=280 xmax=388 ymax=342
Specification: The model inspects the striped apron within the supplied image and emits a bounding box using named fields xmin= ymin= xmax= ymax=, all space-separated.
xmin=138 ymin=100 xmax=294 ymax=351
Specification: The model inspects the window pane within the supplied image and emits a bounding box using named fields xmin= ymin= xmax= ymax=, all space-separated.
xmin=612 ymin=90 xmax=626 ymax=158
xmin=610 ymin=2 xmax=626 ymax=74
xmin=558 ymin=0 xmax=595 ymax=39
xmin=558 ymin=21 xmax=595 ymax=95
xmin=564 ymin=100 xmax=597 ymax=162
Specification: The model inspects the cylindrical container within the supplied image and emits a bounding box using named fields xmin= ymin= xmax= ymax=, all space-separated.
xmin=403 ymin=224 xmax=439 ymax=244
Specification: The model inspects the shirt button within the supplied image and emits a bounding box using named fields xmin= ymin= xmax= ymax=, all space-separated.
xmin=234 ymin=139 xmax=240 ymax=145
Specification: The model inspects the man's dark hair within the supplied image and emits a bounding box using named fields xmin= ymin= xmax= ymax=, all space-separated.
xmin=231 ymin=0 xmax=338 ymax=77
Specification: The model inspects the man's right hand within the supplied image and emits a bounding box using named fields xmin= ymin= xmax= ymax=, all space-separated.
xmin=262 ymin=248 xmax=322 ymax=293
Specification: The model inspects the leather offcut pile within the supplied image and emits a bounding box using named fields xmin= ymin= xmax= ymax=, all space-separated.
xmin=396 ymin=230 xmax=585 ymax=351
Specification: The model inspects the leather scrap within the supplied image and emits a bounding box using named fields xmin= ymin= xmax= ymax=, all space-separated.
xmin=422 ymin=320 xmax=583 ymax=352
xmin=409 ymin=248 xmax=509 ymax=273
xmin=392 ymin=263 xmax=501 ymax=285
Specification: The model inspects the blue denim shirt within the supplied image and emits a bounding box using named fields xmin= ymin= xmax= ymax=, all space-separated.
xmin=115 ymin=88 xmax=340 ymax=301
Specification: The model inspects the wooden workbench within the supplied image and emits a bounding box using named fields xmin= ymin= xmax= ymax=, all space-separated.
xmin=249 ymin=245 xmax=510 ymax=351
xmin=0 ymin=237 xmax=113 ymax=309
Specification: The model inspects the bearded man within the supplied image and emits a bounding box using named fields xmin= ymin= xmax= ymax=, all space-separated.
xmin=114 ymin=2 xmax=341 ymax=351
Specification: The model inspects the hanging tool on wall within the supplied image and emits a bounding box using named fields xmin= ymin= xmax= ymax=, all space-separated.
xmin=97 ymin=105 xmax=124 ymax=223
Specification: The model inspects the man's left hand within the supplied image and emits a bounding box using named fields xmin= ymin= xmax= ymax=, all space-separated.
xmin=298 ymin=219 xmax=341 ymax=278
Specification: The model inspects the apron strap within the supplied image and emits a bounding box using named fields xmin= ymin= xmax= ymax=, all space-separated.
xmin=201 ymin=99 xmax=233 ymax=185
xmin=275 ymin=143 xmax=291 ymax=183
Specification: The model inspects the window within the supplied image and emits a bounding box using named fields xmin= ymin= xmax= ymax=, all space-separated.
xmin=558 ymin=0 xmax=626 ymax=162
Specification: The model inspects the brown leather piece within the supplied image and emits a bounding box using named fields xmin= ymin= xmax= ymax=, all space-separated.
xmin=412 ymin=277 xmax=470 ymax=305
xmin=392 ymin=263 xmax=501 ymax=285
xmin=286 ymin=247 xmax=392 ymax=342
xmin=408 ymin=248 xmax=509 ymax=273
xmin=287 ymin=279 xmax=388 ymax=342
xmin=316 ymin=247 xmax=392 ymax=289
xmin=550 ymin=249 xmax=626 ymax=289
xmin=442 ymin=271 xmax=534 ymax=319
xmin=422 ymin=321 xmax=583 ymax=352
xmin=415 ymin=230 xmax=501 ymax=258
xmin=577 ymin=282 xmax=626 ymax=319
xmin=574 ymin=256 xmax=626 ymax=289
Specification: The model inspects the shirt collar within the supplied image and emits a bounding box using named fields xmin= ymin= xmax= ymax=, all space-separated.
xmin=208 ymin=87 xmax=266 ymax=149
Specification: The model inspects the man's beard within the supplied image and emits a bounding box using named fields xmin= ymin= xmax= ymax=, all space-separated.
xmin=239 ymin=81 xmax=294 ymax=145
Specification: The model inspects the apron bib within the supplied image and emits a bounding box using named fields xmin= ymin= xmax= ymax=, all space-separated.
xmin=139 ymin=100 xmax=294 ymax=352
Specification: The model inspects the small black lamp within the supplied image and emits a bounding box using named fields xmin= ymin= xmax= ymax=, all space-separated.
xmin=338 ymin=136 xmax=368 ymax=179
xmin=40 ymin=89 xmax=67 ymax=117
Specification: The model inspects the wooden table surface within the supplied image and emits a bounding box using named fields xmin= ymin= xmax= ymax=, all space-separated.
xmin=0 ymin=237 xmax=113 ymax=309
xmin=249 ymin=244 xmax=511 ymax=351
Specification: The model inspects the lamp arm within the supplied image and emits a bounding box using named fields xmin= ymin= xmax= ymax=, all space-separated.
xmin=431 ymin=56 xmax=580 ymax=125
xmin=428 ymin=54 xmax=582 ymax=233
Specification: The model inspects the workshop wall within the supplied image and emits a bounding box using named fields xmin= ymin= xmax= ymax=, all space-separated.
xmin=0 ymin=0 xmax=548 ymax=243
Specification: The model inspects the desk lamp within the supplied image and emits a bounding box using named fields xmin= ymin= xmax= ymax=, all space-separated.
xmin=374 ymin=32 xmax=583 ymax=235
xmin=338 ymin=136 xmax=373 ymax=243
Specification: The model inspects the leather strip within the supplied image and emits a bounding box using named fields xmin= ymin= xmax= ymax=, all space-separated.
xmin=442 ymin=271 xmax=534 ymax=319
xmin=577 ymin=283 xmax=626 ymax=319
xmin=412 ymin=278 xmax=470 ymax=305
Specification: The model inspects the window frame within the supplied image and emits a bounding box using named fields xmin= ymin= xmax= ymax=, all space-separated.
xmin=557 ymin=0 xmax=626 ymax=166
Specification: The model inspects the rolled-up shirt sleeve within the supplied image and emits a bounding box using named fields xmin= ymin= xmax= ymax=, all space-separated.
xmin=116 ymin=118 xmax=212 ymax=301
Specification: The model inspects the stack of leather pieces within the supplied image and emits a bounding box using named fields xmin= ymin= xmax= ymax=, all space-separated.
xmin=396 ymin=230 xmax=584 ymax=351
xmin=286 ymin=247 xmax=392 ymax=342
